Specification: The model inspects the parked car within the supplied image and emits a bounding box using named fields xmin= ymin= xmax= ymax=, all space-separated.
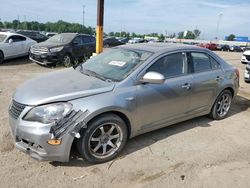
xmin=16 ymin=30 xmax=48 ymax=43
xmin=197 ymin=43 xmax=218 ymax=51
xmin=0 ymin=32 xmax=37 ymax=63
xmin=242 ymin=47 xmax=250 ymax=52
xmin=29 ymin=33 xmax=95 ymax=66
xmin=45 ymin=32 xmax=58 ymax=38
xmin=221 ymin=44 xmax=230 ymax=51
xmin=103 ymin=37 xmax=124 ymax=47
xmin=118 ymin=38 xmax=129 ymax=44
xmin=245 ymin=63 xmax=250 ymax=82
xmin=241 ymin=50 xmax=250 ymax=64
xmin=128 ymin=38 xmax=144 ymax=44
xmin=230 ymin=46 xmax=243 ymax=52
xmin=9 ymin=43 xmax=239 ymax=163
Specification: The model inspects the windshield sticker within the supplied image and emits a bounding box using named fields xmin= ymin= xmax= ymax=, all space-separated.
xmin=108 ymin=61 xmax=127 ymax=67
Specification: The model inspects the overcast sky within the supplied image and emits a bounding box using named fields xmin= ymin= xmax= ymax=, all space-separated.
xmin=0 ymin=0 xmax=249 ymax=39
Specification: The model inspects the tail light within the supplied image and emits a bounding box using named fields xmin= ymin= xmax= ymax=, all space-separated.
xmin=235 ymin=68 xmax=240 ymax=78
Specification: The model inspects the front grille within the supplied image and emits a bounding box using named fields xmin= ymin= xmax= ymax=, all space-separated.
xmin=9 ymin=100 xmax=26 ymax=119
xmin=30 ymin=47 xmax=49 ymax=55
xmin=245 ymin=55 xmax=250 ymax=61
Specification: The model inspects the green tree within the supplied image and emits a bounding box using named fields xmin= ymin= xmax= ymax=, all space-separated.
xmin=0 ymin=22 xmax=4 ymax=29
xmin=158 ymin=34 xmax=165 ymax=41
xmin=185 ymin=31 xmax=196 ymax=39
xmin=227 ymin=34 xmax=236 ymax=41
xmin=178 ymin=31 xmax=184 ymax=39
xmin=194 ymin=29 xmax=201 ymax=39
xmin=109 ymin=32 xmax=114 ymax=36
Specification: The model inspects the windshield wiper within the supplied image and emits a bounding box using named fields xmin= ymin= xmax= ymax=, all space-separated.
xmin=80 ymin=68 xmax=110 ymax=82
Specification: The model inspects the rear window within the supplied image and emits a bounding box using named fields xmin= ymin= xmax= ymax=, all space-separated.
xmin=0 ymin=34 xmax=7 ymax=42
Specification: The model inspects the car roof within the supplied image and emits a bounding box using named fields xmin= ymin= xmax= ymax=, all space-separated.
xmin=119 ymin=42 xmax=204 ymax=53
xmin=0 ymin=31 xmax=27 ymax=38
xmin=55 ymin=33 xmax=93 ymax=37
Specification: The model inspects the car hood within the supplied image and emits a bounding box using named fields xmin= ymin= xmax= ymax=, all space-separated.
xmin=32 ymin=41 xmax=67 ymax=49
xmin=13 ymin=68 xmax=115 ymax=106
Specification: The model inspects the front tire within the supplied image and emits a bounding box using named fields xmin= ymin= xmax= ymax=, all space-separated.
xmin=0 ymin=51 xmax=4 ymax=64
xmin=210 ymin=90 xmax=232 ymax=120
xmin=62 ymin=54 xmax=72 ymax=67
xmin=77 ymin=114 xmax=128 ymax=163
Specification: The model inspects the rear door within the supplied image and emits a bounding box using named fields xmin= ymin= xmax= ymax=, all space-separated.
xmin=187 ymin=52 xmax=223 ymax=114
xmin=82 ymin=36 xmax=95 ymax=55
xmin=136 ymin=52 xmax=193 ymax=131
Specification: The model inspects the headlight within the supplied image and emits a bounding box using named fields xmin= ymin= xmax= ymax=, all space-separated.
xmin=50 ymin=46 xmax=64 ymax=53
xmin=24 ymin=103 xmax=72 ymax=124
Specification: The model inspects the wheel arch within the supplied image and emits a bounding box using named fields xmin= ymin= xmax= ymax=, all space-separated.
xmin=0 ymin=49 xmax=4 ymax=58
xmin=210 ymin=86 xmax=235 ymax=112
xmin=70 ymin=109 xmax=132 ymax=155
xmin=85 ymin=110 xmax=132 ymax=139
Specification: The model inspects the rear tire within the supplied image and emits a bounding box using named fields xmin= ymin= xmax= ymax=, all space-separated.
xmin=210 ymin=90 xmax=232 ymax=120
xmin=77 ymin=114 xmax=128 ymax=164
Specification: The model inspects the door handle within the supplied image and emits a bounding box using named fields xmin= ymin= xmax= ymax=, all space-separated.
xmin=182 ymin=83 xmax=191 ymax=90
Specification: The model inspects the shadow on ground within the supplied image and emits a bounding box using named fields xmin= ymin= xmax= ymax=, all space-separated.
xmin=51 ymin=95 xmax=250 ymax=167
xmin=0 ymin=56 xmax=32 ymax=66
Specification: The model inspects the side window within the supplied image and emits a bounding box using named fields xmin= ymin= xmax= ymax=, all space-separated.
xmin=82 ymin=36 xmax=91 ymax=43
xmin=147 ymin=53 xmax=187 ymax=78
xmin=191 ymin=52 xmax=211 ymax=72
xmin=7 ymin=35 xmax=26 ymax=43
xmin=15 ymin=36 xmax=26 ymax=42
xmin=73 ymin=36 xmax=82 ymax=45
xmin=210 ymin=57 xmax=221 ymax=70
xmin=89 ymin=36 xmax=95 ymax=42
xmin=6 ymin=36 xmax=14 ymax=43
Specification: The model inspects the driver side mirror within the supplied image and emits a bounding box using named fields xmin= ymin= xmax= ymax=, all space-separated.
xmin=140 ymin=71 xmax=165 ymax=84
xmin=8 ymin=38 xmax=13 ymax=44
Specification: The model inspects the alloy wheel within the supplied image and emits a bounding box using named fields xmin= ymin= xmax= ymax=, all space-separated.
xmin=216 ymin=93 xmax=232 ymax=117
xmin=62 ymin=55 xmax=71 ymax=67
xmin=88 ymin=123 xmax=123 ymax=159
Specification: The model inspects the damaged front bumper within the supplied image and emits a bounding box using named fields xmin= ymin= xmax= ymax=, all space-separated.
xmin=9 ymin=107 xmax=88 ymax=162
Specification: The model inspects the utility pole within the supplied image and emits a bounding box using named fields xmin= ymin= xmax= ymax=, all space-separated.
xmin=96 ymin=0 xmax=104 ymax=54
xmin=215 ymin=12 xmax=223 ymax=40
xmin=82 ymin=5 xmax=85 ymax=27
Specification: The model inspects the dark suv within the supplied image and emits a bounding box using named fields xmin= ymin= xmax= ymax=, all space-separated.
xmin=16 ymin=30 xmax=48 ymax=43
xmin=29 ymin=33 xmax=96 ymax=66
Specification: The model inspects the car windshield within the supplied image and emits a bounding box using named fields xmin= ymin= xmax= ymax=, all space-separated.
xmin=46 ymin=33 xmax=75 ymax=43
xmin=0 ymin=34 xmax=7 ymax=42
xmin=77 ymin=48 xmax=153 ymax=81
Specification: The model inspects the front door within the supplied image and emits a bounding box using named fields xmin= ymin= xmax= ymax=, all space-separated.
xmin=72 ymin=36 xmax=84 ymax=59
xmin=4 ymin=35 xmax=23 ymax=57
xmin=136 ymin=52 xmax=193 ymax=132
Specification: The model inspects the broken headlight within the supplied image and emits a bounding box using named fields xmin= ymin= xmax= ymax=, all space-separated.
xmin=24 ymin=103 xmax=72 ymax=124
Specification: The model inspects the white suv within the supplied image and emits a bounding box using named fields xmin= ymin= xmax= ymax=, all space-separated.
xmin=241 ymin=50 xmax=250 ymax=64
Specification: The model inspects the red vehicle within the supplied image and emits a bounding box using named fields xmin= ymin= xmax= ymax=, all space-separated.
xmin=197 ymin=43 xmax=218 ymax=51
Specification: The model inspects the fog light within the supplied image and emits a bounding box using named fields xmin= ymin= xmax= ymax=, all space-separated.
xmin=47 ymin=139 xmax=61 ymax=145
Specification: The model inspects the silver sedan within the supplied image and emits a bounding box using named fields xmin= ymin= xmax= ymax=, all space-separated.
xmin=9 ymin=43 xmax=239 ymax=163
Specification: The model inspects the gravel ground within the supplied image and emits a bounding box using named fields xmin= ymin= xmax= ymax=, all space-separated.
xmin=0 ymin=52 xmax=249 ymax=188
